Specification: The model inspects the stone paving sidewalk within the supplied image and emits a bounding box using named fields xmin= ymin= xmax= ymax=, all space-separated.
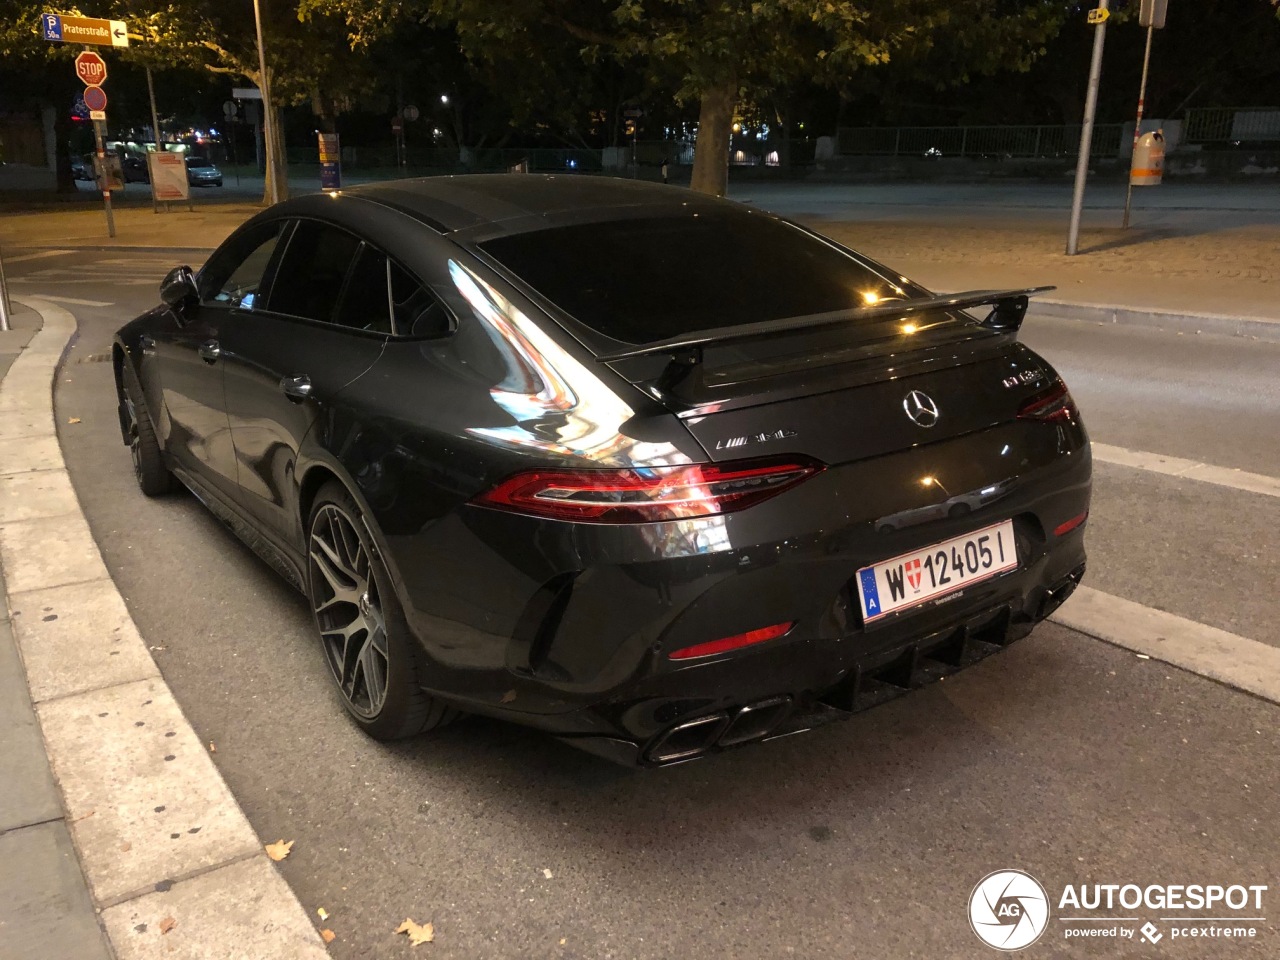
xmin=0 ymin=302 xmax=114 ymax=960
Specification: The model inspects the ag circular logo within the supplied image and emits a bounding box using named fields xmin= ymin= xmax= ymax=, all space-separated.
xmin=968 ymin=869 xmax=1050 ymax=951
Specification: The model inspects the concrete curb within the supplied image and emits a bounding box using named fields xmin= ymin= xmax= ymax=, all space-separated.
xmin=1029 ymin=298 xmax=1280 ymax=343
xmin=2 ymin=297 xmax=329 ymax=960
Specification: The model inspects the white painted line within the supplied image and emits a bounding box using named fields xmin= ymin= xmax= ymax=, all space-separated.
xmin=1052 ymin=586 xmax=1280 ymax=705
xmin=1 ymin=249 xmax=73 ymax=264
xmin=4 ymin=296 xmax=328 ymax=959
xmin=1092 ymin=442 xmax=1280 ymax=500
xmin=17 ymin=294 xmax=114 ymax=307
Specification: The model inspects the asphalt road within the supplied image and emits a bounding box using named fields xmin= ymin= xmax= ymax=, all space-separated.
xmin=8 ymin=247 xmax=1280 ymax=958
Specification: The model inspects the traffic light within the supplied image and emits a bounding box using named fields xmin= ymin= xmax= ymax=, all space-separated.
xmin=1139 ymin=0 xmax=1168 ymax=28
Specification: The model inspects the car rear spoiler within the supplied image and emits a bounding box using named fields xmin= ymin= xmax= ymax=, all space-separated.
xmin=595 ymin=286 xmax=1056 ymax=364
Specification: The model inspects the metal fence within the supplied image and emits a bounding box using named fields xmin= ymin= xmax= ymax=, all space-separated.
xmin=283 ymin=145 xmax=605 ymax=173
xmin=836 ymin=124 xmax=1124 ymax=159
xmin=1183 ymin=107 xmax=1280 ymax=143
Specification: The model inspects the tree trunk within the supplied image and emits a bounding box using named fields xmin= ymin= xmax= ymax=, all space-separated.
xmin=262 ymin=104 xmax=289 ymax=205
xmin=689 ymin=82 xmax=736 ymax=196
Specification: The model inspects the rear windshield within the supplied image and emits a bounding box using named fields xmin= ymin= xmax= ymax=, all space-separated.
xmin=478 ymin=212 xmax=911 ymax=345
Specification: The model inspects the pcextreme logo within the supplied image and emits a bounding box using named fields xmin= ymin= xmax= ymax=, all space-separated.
xmin=968 ymin=871 xmax=1269 ymax=951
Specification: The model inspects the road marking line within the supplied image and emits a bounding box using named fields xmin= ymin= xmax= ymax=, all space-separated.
xmin=15 ymin=294 xmax=114 ymax=307
xmin=5 ymin=296 xmax=328 ymax=960
xmin=1092 ymin=442 xmax=1280 ymax=499
xmin=1052 ymin=586 xmax=1280 ymax=706
xmin=2 ymin=250 xmax=73 ymax=263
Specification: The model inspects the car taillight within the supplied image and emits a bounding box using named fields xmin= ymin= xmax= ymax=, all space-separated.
xmin=1018 ymin=380 xmax=1078 ymax=424
xmin=668 ymin=621 xmax=796 ymax=660
xmin=471 ymin=457 xmax=823 ymax=523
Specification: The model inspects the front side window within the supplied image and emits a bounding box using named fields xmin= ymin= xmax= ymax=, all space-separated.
xmin=198 ymin=221 xmax=284 ymax=310
xmin=267 ymin=221 xmax=361 ymax=323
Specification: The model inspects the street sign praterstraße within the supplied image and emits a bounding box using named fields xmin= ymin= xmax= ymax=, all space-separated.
xmin=42 ymin=12 xmax=129 ymax=47
xmin=74 ymin=50 xmax=107 ymax=86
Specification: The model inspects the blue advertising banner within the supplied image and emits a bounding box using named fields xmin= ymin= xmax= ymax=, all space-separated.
xmin=318 ymin=133 xmax=341 ymax=190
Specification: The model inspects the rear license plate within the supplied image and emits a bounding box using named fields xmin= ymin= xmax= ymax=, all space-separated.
xmin=855 ymin=520 xmax=1017 ymax=624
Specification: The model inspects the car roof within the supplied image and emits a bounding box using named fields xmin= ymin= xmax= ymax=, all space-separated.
xmin=338 ymin=174 xmax=730 ymax=236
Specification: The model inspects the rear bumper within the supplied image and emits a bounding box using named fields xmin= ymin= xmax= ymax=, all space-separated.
xmin=561 ymin=556 xmax=1086 ymax=766
xmin=391 ymin=418 xmax=1091 ymax=764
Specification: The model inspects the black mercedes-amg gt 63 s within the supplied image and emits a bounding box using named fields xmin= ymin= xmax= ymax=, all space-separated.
xmin=114 ymin=175 xmax=1089 ymax=766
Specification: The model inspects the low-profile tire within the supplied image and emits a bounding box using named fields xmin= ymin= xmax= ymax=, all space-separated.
xmin=306 ymin=482 xmax=457 ymax=740
xmin=122 ymin=364 xmax=173 ymax=497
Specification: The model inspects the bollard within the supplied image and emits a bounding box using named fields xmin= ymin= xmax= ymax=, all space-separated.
xmin=0 ymin=247 xmax=12 ymax=332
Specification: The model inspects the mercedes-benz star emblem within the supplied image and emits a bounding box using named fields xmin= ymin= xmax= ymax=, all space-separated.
xmin=903 ymin=390 xmax=940 ymax=428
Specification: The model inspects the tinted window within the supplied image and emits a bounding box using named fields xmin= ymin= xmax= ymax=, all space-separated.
xmin=390 ymin=263 xmax=451 ymax=337
xmin=333 ymin=245 xmax=393 ymax=333
xmin=268 ymin=221 xmax=361 ymax=323
xmin=197 ymin=221 xmax=284 ymax=310
xmin=479 ymin=212 xmax=905 ymax=344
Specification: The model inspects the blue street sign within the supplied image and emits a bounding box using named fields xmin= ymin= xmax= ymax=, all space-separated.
xmin=42 ymin=12 xmax=62 ymax=41
xmin=320 ymin=162 xmax=341 ymax=190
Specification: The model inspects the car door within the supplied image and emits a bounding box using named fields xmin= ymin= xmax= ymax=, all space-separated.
xmin=219 ymin=219 xmax=392 ymax=547
xmin=152 ymin=219 xmax=286 ymax=500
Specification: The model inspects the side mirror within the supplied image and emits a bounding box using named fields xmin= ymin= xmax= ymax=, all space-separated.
xmin=160 ymin=265 xmax=197 ymax=310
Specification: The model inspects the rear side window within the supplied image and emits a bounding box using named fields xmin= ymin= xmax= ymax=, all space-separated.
xmin=479 ymin=212 xmax=905 ymax=345
xmin=333 ymin=245 xmax=393 ymax=333
xmin=267 ymin=221 xmax=361 ymax=323
xmin=390 ymin=263 xmax=452 ymax=337
xmin=198 ymin=221 xmax=284 ymax=310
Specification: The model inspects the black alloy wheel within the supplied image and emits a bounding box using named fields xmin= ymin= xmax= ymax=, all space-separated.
xmin=122 ymin=365 xmax=172 ymax=496
xmin=306 ymin=483 xmax=456 ymax=739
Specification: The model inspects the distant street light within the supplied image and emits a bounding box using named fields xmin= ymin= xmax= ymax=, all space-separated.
xmin=440 ymin=94 xmax=449 ymax=105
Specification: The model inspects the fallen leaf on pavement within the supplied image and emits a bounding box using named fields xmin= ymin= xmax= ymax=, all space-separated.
xmin=208 ymin=742 xmax=216 ymax=753
xmin=264 ymin=839 xmax=294 ymax=861
xmin=120 ymin=842 xmax=131 ymax=852
xmin=395 ymin=918 xmax=435 ymax=945
xmin=159 ymin=917 xmax=176 ymax=935
xmin=68 ymin=418 xmax=82 ymax=424
xmin=320 ymin=929 xmax=336 ymax=943
xmin=317 ymin=907 xmax=329 ymax=920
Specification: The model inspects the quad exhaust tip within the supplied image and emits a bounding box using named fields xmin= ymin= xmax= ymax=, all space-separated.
xmin=647 ymin=696 xmax=794 ymax=764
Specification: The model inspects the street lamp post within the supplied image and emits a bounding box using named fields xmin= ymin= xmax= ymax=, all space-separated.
xmin=253 ymin=0 xmax=279 ymax=205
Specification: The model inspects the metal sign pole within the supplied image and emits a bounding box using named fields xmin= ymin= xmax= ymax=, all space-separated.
xmin=1122 ymin=24 xmax=1156 ymax=229
xmin=1066 ymin=1 xmax=1110 ymax=256
xmin=146 ymin=66 xmax=162 ymax=214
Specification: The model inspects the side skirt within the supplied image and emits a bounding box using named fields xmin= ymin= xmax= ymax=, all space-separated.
xmin=171 ymin=465 xmax=307 ymax=594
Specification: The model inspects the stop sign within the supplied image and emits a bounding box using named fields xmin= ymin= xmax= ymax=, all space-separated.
xmin=74 ymin=51 xmax=107 ymax=86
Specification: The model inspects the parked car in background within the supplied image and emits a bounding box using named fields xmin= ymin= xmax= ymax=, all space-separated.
xmin=121 ymin=154 xmax=150 ymax=183
xmin=71 ymin=154 xmax=94 ymax=181
xmin=185 ymin=157 xmax=223 ymax=187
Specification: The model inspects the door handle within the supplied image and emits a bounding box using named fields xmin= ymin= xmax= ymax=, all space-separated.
xmin=198 ymin=339 xmax=221 ymax=363
xmin=280 ymin=375 xmax=312 ymax=402
xmin=138 ymin=334 xmax=155 ymax=351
